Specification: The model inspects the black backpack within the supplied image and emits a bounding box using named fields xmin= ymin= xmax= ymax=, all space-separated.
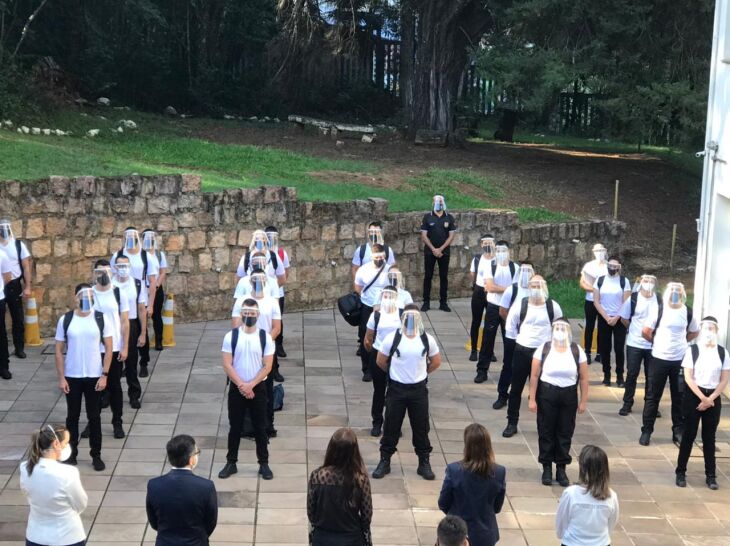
xmin=243 ymin=250 xmax=279 ymax=273
xmin=491 ymin=260 xmax=517 ymax=280
xmin=230 ymin=327 xmax=268 ymax=359
xmin=517 ymin=297 xmax=556 ymax=333
xmin=690 ymin=344 xmax=726 ymax=368
xmin=359 ymin=243 xmax=391 ymax=264
xmin=509 ymin=283 xmax=519 ymax=307
xmin=629 ymin=291 xmax=662 ymax=319
xmin=596 ymin=275 xmax=630 ymax=292
xmin=387 ymin=330 xmax=430 ymax=366
xmin=655 ymin=305 xmax=693 ymax=332
xmin=116 ymin=249 xmax=150 ymax=281
xmin=14 ymin=239 xmax=25 ymax=282
xmin=539 ymin=341 xmax=581 ymax=383
xmin=62 ymin=310 xmax=106 ymax=344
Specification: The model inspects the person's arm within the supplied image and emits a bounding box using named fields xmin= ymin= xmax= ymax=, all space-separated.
xmin=55 ymin=341 xmax=70 ymax=394
xmin=499 ymin=305 xmax=510 ymax=321
xmin=437 ymin=465 xmax=454 ymax=513
xmin=222 ymin=350 xmax=245 ymax=388
xmin=420 ymin=230 xmax=436 ymax=253
xmin=593 ymin=288 xmax=608 ymax=320
xmin=709 ymin=370 xmax=730 ymax=404
xmin=276 ymin=274 xmax=286 ymax=287
xmin=686 ymin=318 xmax=700 ymax=342
xmin=353 ymin=275 xmax=364 ymax=294
xmin=351 ymin=264 xmax=360 ymax=282
xmin=485 ymin=276 xmax=507 ymax=294
xmin=2 ymin=271 xmax=11 ymax=285
xmin=146 ymin=274 xmax=158 ymax=317
xmin=307 ymin=472 xmax=317 ymax=525
xmin=579 ymin=271 xmax=595 ymax=293
xmin=364 ymin=328 xmax=375 ymax=352
xmin=236 ymin=255 xmax=247 ymax=280
xmin=683 ymin=366 xmax=711 ymax=409
xmin=376 ymin=351 xmax=389 ymax=372
xmin=555 ymin=490 xmax=571 ymax=540
xmin=270 ymin=319 xmax=282 ymax=341
xmin=205 ymin=483 xmax=218 ymax=536
xmin=21 ymin=256 xmax=32 ymax=297
xmin=439 ymin=230 xmax=455 ymax=252
xmin=528 ymin=357 xmax=541 ymax=413
xmin=493 ymin=468 xmax=506 ymax=514
xmin=607 ymin=493 xmax=619 ymax=533
xmin=146 ymin=486 xmax=158 ymax=530
xmin=66 ymin=471 xmax=88 ymax=513
xmin=97 ymin=337 xmax=112 ymax=391
xmin=359 ymin=475 xmax=373 ymax=532
xmin=119 ymin=310 xmax=129 ymax=361
xmin=138 ymin=301 xmax=147 ymax=346
xmin=426 ymin=353 xmax=441 ymax=374
xmin=578 ymin=362 xmax=589 ymax=414
xmin=251 ymin=354 xmax=274 ymax=389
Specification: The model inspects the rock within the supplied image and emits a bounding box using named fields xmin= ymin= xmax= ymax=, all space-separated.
xmin=113 ymin=106 xmax=131 ymax=110
xmin=97 ymin=97 xmax=111 ymax=106
xmin=318 ymin=127 xmax=330 ymax=136
xmin=2 ymin=120 xmax=12 ymax=128
xmin=631 ymin=256 xmax=665 ymax=272
xmin=75 ymin=98 xmax=88 ymax=105
xmin=263 ymin=116 xmax=271 ymax=122
xmin=16 ymin=128 xmax=22 ymax=133
xmin=80 ymin=113 xmax=88 ymax=117
xmin=87 ymin=129 xmax=100 ymax=137
xmin=223 ymin=114 xmax=235 ymax=120
xmin=98 ymin=115 xmax=107 ymax=120
xmin=274 ymin=117 xmax=281 ymax=123
xmin=119 ymin=120 xmax=137 ymax=129
xmin=248 ymin=116 xmax=258 ymax=121
xmin=21 ymin=126 xmax=30 ymax=134
xmin=42 ymin=129 xmax=51 ymax=136
xmin=116 ymin=127 xmax=124 ymax=133
xmin=179 ymin=114 xmax=191 ymax=119
xmin=336 ymin=140 xmax=345 ymax=149
xmin=164 ymin=106 xmax=178 ymax=116
xmin=54 ymin=129 xmax=65 ymax=136
xmin=361 ymin=134 xmax=376 ymax=144
xmin=31 ymin=127 xmax=41 ymax=135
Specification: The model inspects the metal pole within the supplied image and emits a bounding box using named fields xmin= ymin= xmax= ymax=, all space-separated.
xmin=613 ymin=179 xmax=620 ymax=220
xmin=669 ymin=224 xmax=678 ymax=270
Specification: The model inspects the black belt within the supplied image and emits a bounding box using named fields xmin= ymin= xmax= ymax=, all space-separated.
xmin=539 ymin=380 xmax=577 ymax=391
xmin=389 ymin=378 xmax=427 ymax=388
xmin=699 ymin=386 xmax=716 ymax=396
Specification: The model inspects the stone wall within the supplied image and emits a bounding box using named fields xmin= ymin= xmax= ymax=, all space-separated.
xmin=0 ymin=174 xmax=625 ymax=336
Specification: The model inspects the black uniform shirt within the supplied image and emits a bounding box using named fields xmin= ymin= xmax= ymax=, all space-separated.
xmin=421 ymin=212 xmax=457 ymax=253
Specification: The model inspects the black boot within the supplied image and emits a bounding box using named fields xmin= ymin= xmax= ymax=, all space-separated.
xmin=417 ymin=457 xmax=435 ymax=481
xmin=370 ymin=422 xmax=382 ymax=437
xmin=541 ymin=463 xmax=552 ymax=486
xmin=502 ymin=423 xmax=518 ymax=438
xmin=469 ymin=350 xmax=478 ymax=362
xmin=707 ymin=476 xmax=719 ymax=490
xmin=372 ymin=458 xmax=391 ymax=479
xmin=619 ymin=403 xmax=631 ymax=416
xmin=675 ymin=472 xmax=687 ymax=488
xmin=602 ymin=373 xmax=611 ymax=386
xmin=218 ymin=462 xmax=238 ymax=479
xmin=556 ymin=464 xmax=569 ymax=487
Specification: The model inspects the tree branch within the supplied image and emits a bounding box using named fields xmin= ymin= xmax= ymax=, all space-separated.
xmin=10 ymin=0 xmax=49 ymax=59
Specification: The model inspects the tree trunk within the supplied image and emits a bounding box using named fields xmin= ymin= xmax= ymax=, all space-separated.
xmin=399 ymin=0 xmax=414 ymax=126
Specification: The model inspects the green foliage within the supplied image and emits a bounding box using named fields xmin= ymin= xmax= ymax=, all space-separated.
xmin=516 ymin=208 xmax=573 ymax=224
xmin=547 ymin=279 xmax=585 ymax=319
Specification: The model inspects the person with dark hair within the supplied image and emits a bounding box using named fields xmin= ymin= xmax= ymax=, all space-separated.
xmin=146 ymin=435 xmax=218 ymax=546
xmin=579 ymin=243 xmax=608 ymax=364
xmin=0 ymin=218 xmax=33 ymax=360
xmin=55 ymin=283 xmax=113 ymax=471
xmin=307 ymin=428 xmax=372 ymax=545
xmin=436 ymin=515 xmax=469 ymax=546
xmin=675 ymin=316 xmax=730 ymax=490
xmin=420 ymin=195 xmax=457 ymax=313
xmin=20 ymin=424 xmax=88 ymax=546
xmin=556 ymin=445 xmax=619 ymax=546
xmin=468 ymin=235 xmax=495 ymax=362
xmin=438 ymin=424 xmax=505 ymax=546
xmin=351 ymin=221 xmax=396 ymax=280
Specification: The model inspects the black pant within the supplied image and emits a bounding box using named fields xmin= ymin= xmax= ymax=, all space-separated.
xmin=477 ymin=302 xmax=504 ymax=371
xmin=537 ymin=381 xmax=578 ymax=465
xmin=0 ymin=300 xmax=8 ymax=371
xmin=497 ymin=338 xmax=517 ymax=401
xmin=4 ymin=278 xmax=24 ymax=351
xmin=125 ymin=319 xmax=142 ymax=402
xmin=140 ymin=285 xmax=164 ymax=363
xmin=266 ymin=354 xmax=279 ymax=430
xmin=469 ymin=286 xmax=487 ymax=350
xmin=369 ymin=350 xmax=387 ymax=426
xmin=676 ymin=388 xmax=721 ymax=477
xmin=596 ymin=315 xmax=626 ymax=376
xmin=226 ymin=384 xmax=269 ymax=464
xmin=65 ymin=377 xmax=102 ymax=458
xmin=105 ymin=352 xmax=123 ymax=426
xmin=358 ymin=304 xmax=374 ymax=374
xmin=423 ymin=251 xmax=449 ymax=305
xmin=380 ymin=380 xmax=431 ymax=459
xmin=26 ymin=540 xmax=85 ymax=546
xmin=277 ymin=296 xmax=285 ymax=349
xmin=311 ymin=529 xmax=366 ymax=546
xmin=507 ymin=344 xmax=538 ymax=425
xmin=641 ymin=357 xmax=684 ymax=436
xmin=623 ymin=346 xmax=653 ymax=408
xmin=583 ymin=301 xmax=598 ymax=357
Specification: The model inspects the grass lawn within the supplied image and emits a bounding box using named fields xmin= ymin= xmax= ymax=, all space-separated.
xmin=548 ymin=279 xmax=586 ymax=319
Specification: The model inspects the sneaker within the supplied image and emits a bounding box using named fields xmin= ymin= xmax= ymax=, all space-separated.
xmin=474 ymin=371 xmax=488 ymax=384
xmin=259 ymin=463 xmax=274 ymax=480
xmin=218 ymin=462 xmax=238 ymax=479
xmin=362 ymin=371 xmax=372 ymax=382
xmin=556 ymin=465 xmax=569 ymax=487
xmin=370 ymin=423 xmax=382 ymax=437
xmin=595 ymin=354 xmax=602 ymax=363
xmin=0 ymin=369 xmax=11 ymax=380
xmin=438 ymin=303 xmax=451 ymax=312
xmin=586 ymin=354 xmax=592 ymax=365
xmin=100 ymin=392 xmax=110 ymax=409
xmin=80 ymin=425 xmax=90 ymax=439
xmin=468 ymin=350 xmax=478 ymax=362
xmin=14 ymin=349 xmax=26 ymax=359
xmin=657 ymin=409 xmax=662 ymax=418
xmin=130 ymin=398 xmax=141 ymax=409
xmin=492 ymin=398 xmax=507 ymax=410
xmin=616 ymin=374 xmax=625 ymax=387
xmin=707 ymin=476 xmax=719 ymax=490
xmin=417 ymin=459 xmax=435 ymax=481
xmin=541 ymin=464 xmax=552 ymax=486
xmin=676 ymin=472 xmax=687 ymax=487
xmin=273 ymin=370 xmax=285 ymax=383
xmin=372 ymin=458 xmax=391 ymax=479
xmin=502 ymin=423 xmax=518 ymax=438
xmin=92 ymin=456 xmax=106 ymax=472
xmin=602 ymin=374 xmax=611 ymax=386
xmin=356 ymin=347 xmax=362 ymax=357
xmin=619 ymin=404 xmax=632 ymax=416
xmin=639 ymin=431 xmax=651 ymax=446
xmin=672 ymin=433 xmax=682 ymax=448
xmin=276 ymin=346 xmax=287 ymax=358
xmin=266 ymin=428 xmax=278 ymax=438
xmin=113 ymin=424 xmax=125 ymax=439
xmin=139 ymin=365 xmax=149 ymax=378
xmin=155 ymin=343 xmax=163 ymax=351
xmin=420 ymin=302 xmax=430 ymax=312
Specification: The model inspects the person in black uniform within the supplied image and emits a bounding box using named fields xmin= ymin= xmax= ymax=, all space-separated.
xmin=420 ymin=195 xmax=457 ymax=313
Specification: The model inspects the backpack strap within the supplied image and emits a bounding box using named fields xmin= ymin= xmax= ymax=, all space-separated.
xmin=570 ymin=342 xmax=580 ymax=368
xmin=243 ymin=251 xmax=251 ymax=272
xmin=691 ymin=344 xmax=699 ymax=368
xmin=518 ymin=297 xmax=529 ymax=332
xmin=384 ymin=245 xmax=390 ymax=262
xmin=113 ymin=287 xmax=121 ymax=307
xmin=630 ymin=292 xmax=638 ymax=318
xmin=259 ymin=329 xmax=267 ymax=356
xmin=655 ymin=306 xmax=664 ymax=330
xmin=94 ymin=311 xmax=105 ymax=344
xmin=62 ymin=310 xmax=74 ymax=340
xmin=231 ymin=328 xmax=239 ymax=358
xmin=539 ymin=341 xmax=581 ymax=382
xmin=387 ymin=331 xmax=403 ymax=365
xmin=509 ymin=283 xmax=518 ymax=307
xmin=134 ymin=279 xmax=142 ymax=302
xmin=597 ymin=275 xmax=605 ymax=290
xmin=141 ymin=250 xmax=148 ymax=281
xmin=472 ymin=255 xmax=480 ymax=273
xmin=373 ymin=311 xmax=381 ymax=342
xmin=420 ymin=332 xmax=430 ymax=357
xmin=359 ymin=244 xmax=367 ymax=263
xmin=720 ymin=346 xmax=726 ymax=364
xmin=546 ymin=298 xmax=555 ymax=324
xmin=686 ymin=306 xmax=693 ymax=331
xmin=508 ymin=261 xmax=516 ymax=279
xmin=15 ymin=239 xmax=24 ymax=281
xmin=491 ymin=261 xmax=497 ymax=277
xmin=269 ymin=250 xmax=279 ymax=270
xmin=621 ymin=276 xmax=629 ymax=292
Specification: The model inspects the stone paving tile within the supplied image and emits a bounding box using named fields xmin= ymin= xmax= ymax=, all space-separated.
xmin=3 ymin=302 xmax=730 ymax=544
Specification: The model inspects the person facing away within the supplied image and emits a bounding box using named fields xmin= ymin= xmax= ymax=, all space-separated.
xmin=435 ymin=515 xmax=470 ymax=546
xmin=438 ymin=423 xmax=506 ymax=546
xmin=146 ymin=434 xmax=218 ymax=546
xmin=308 ymin=427 xmax=373 ymax=546
xmin=556 ymin=445 xmax=619 ymax=546
xmin=20 ymin=424 xmax=88 ymax=546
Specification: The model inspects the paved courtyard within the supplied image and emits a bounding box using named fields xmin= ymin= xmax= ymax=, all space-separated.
xmin=1 ymin=299 xmax=730 ymax=545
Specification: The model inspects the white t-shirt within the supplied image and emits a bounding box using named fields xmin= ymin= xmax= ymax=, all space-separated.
xmin=536 ymin=342 xmax=587 ymax=388
xmin=556 ymin=485 xmax=619 ymax=546
xmin=480 ymin=261 xmax=518 ymax=305
xmin=221 ymin=327 xmax=275 ymax=382
xmin=113 ymin=277 xmax=147 ymax=321
xmin=366 ymin=311 xmax=402 ymax=351
xmin=354 ymin=263 xmax=391 ymax=307
xmin=110 ymin=250 xmax=160 ymax=291
xmin=593 ymin=275 xmax=630 ymax=316
xmin=276 ymin=249 xmax=290 ymax=297
xmin=55 ymin=312 xmax=114 ymax=378
xmin=470 ymin=255 xmax=494 ymax=288
xmin=352 ymin=243 xmax=397 ymax=267
xmin=396 ymin=289 xmax=413 ymax=309
xmin=500 ymin=285 xmax=529 ymax=340
xmin=231 ymin=296 xmax=281 ymax=334
xmin=682 ymin=345 xmax=730 ymax=390
xmin=93 ymin=287 xmax=129 ymax=353
xmin=619 ymin=294 xmax=659 ymax=350
xmin=233 ymin=275 xmax=279 ymax=300
xmin=647 ymin=305 xmax=699 ymax=361
xmin=236 ymin=252 xmax=285 ymax=280
xmin=0 ymin=252 xmax=11 ymax=301
xmin=581 ymin=260 xmax=607 ymax=302
xmin=156 ymin=250 xmax=168 ymax=270
xmin=0 ymin=238 xmax=31 ymax=279
xmin=379 ymin=331 xmax=439 ymax=384
xmin=507 ymin=301 xmax=564 ymax=348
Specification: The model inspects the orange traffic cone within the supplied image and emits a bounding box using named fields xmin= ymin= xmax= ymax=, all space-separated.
xmin=161 ymin=293 xmax=175 ymax=347
xmin=24 ymin=292 xmax=43 ymax=346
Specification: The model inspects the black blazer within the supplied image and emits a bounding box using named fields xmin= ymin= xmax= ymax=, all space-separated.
xmin=146 ymin=469 xmax=218 ymax=546
xmin=438 ymin=462 xmax=506 ymax=546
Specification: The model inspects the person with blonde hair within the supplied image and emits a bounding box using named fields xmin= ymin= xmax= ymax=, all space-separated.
xmin=308 ymin=428 xmax=372 ymax=545
xmin=20 ymin=424 xmax=88 ymax=546
xmin=438 ymin=423 xmax=506 ymax=546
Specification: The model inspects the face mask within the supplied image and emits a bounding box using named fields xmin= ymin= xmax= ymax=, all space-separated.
xmin=553 ymin=330 xmax=568 ymax=343
xmin=496 ymin=251 xmax=509 ymax=262
xmin=530 ymin=288 xmax=543 ymax=300
xmin=594 ymin=250 xmax=606 ymax=262
xmin=381 ymin=299 xmax=396 ymax=313
xmin=701 ymin=331 xmax=718 ymax=346
xmin=79 ymin=297 xmax=93 ymax=312
xmin=434 ymin=202 xmax=443 ymax=212
xmin=243 ymin=315 xmax=257 ymax=327
xmin=58 ymin=444 xmax=72 ymax=462
xmin=373 ymin=258 xmax=385 ymax=268
xmin=96 ymin=272 xmax=111 ymax=286
xmin=125 ymin=234 xmax=137 ymax=249
xmin=369 ymin=233 xmax=379 ymax=244
xmin=607 ymin=266 xmax=619 ymax=276
xmin=482 ymin=244 xmax=494 ymax=254
xmin=0 ymin=226 xmax=10 ymax=239
xmin=404 ymin=314 xmax=416 ymax=336
xmin=266 ymin=233 xmax=277 ymax=248
xmin=669 ymin=291 xmax=682 ymax=305
xmin=251 ymin=279 xmax=264 ymax=297
xmin=254 ymin=240 xmax=264 ymax=251
xmin=116 ymin=266 xmax=130 ymax=279
xmin=640 ymin=281 xmax=654 ymax=293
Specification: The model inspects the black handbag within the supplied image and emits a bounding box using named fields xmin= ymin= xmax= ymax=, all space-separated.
xmin=337 ymin=265 xmax=385 ymax=326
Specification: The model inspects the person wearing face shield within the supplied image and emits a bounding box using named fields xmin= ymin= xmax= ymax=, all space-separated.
xmin=236 ymin=230 xmax=287 ymax=287
xmin=55 ymin=284 xmax=114 ymax=471
xmin=579 ymin=244 xmax=608 ymax=364
xmin=468 ymin=235 xmax=496 ymax=362
xmin=420 ymin=195 xmax=457 ymax=312
xmin=475 ymin=241 xmax=518 ymax=383
xmin=503 ymin=276 xmax=563 ymax=438
xmin=219 ymin=299 xmax=275 ymax=481
xmin=354 ymin=244 xmax=391 ymax=382
xmin=639 ymin=282 xmax=700 ymax=447
xmin=20 ymin=424 xmax=89 ymax=546
xmin=234 ymin=252 xmax=281 ymax=300
xmin=675 ymin=317 xmax=730 ymax=490
xmin=232 ymin=270 xmax=282 ymax=438
xmin=592 ymin=257 xmax=631 ymax=386
xmin=141 ymin=229 xmax=168 ymax=355
xmin=0 ymin=251 xmax=13 ymax=379
xmin=364 ymin=287 xmax=403 ymax=437
xmin=386 ymin=267 xmax=414 ymax=311
xmin=351 ymin=221 xmax=396 ymax=280
xmin=492 ymin=262 xmax=535 ymax=410
xmin=265 ymin=226 xmax=291 ymax=359
xmin=528 ymin=319 xmax=589 ymax=487
xmin=113 ymin=255 xmax=148 ymax=410
xmin=373 ymin=305 xmax=441 ymax=481
xmin=0 ymin=218 xmax=33 ymax=359
xmin=617 ymin=275 xmax=662 ymax=416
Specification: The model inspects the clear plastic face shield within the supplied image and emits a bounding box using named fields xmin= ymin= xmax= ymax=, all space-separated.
xmin=124 ymin=229 xmax=140 ymax=250
xmin=0 ymin=220 xmax=13 ymax=241
xmin=250 ymin=273 xmax=267 ymax=298
xmin=495 ymin=244 xmax=510 ymax=266
xmin=401 ymin=309 xmax=425 ymax=337
xmin=552 ymin=320 xmax=572 ymax=347
xmin=367 ymin=226 xmax=384 ymax=245
xmin=75 ymin=288 xmax=95 ymax=313
xmin=372 ymin=251 xmax=386 ymax=269
xmin=265 ymin=231 xmax=279 ymax=251
xmin=592 ymin=244 xmax=607 ymax=263
xmin=93 ymin=266 xmax=112 ymax=287
xmin=240 ymin=305 xmax=260 ymax=328
xmin=433 ymin=195 xmax=446 ymax=213
xmin=528 ymin=278 xmax=548 ymax=304
xmin=251 ymin=255 xmax=268 ymax=271
xmin=518 ymin=264 xmax=535 ymax=289
xmin=639 ymin=275 xmax=657 ymax=296
xmin=250 ymin=231 xmax=269 ymax=253
xmin=699 ymin=319 xmax=719 ymax=348
xmin=387 ymin=269 xmax=404 ymax=290
xmin=379 ymin=288 xmax=398 ymax=314
xmin=664 ymin=282 xmax=686 ymax=308
xmin=606 ymin=259 xmax=621 ymax=277
xmin=114 ymin=261 xmax=131 ymax=280
xmin=480 ymin=237 xmax=495 ymax=256
xmin=142 ymin=231 xmax=157 ymax=251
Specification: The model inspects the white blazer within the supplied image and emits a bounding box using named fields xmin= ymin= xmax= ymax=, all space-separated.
xmin=19 ymin=458 xmax=88 ymax=545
